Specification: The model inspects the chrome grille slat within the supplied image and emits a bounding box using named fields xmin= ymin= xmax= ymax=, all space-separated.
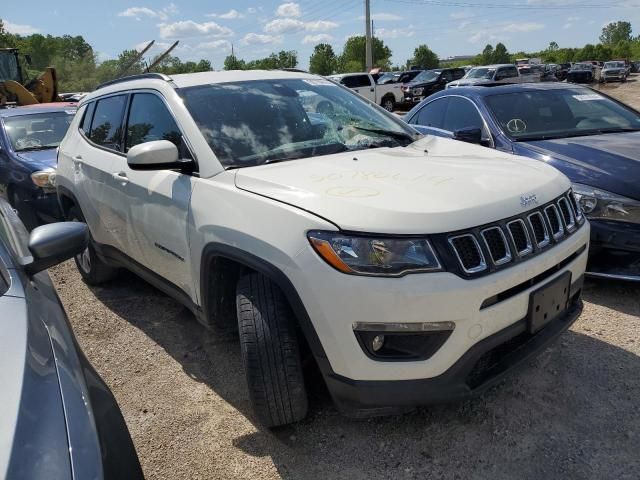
xmin=481 ymin=227 xmax=512 ymax=266
xmin=449 ymin=234 xmax=487 ymax=273
xmin=557 ymin=197 xmax=576 ymax=232
xmin=507 ymin=219 xmax=533 ymax=256
xmin=544 ymin=205 xmax=564 ymax=240
xmin=527 ymin=212 xmax=550 ymax=248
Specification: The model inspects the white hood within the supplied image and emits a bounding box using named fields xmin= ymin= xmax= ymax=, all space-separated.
xmin=234 ymin=136 xmax=570 ymax=234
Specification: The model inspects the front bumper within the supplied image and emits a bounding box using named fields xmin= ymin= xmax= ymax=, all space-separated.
xmin=26 ymin=190 xmax=63 ymax=223
xmin=291 ymin=222 xmax=589 ymax=384
xmin=586 ymin=219 xmax=640 ymax=281
xmin=327 ymin=292 xmax=583 ymax=415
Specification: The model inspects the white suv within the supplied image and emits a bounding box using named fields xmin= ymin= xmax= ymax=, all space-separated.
xmin=56 ymin=70 xmax=590 ymax=427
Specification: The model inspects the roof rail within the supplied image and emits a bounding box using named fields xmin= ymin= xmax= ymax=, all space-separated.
xmin=96 ymin=73 xmax=173 ymax=90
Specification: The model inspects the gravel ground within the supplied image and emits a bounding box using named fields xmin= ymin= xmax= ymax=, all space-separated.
xmin=51 ymin=77 xmax=640 ymax=480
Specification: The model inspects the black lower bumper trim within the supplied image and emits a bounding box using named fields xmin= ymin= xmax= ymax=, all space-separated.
xmin=325 ymin=295 xmax=583 ymax=415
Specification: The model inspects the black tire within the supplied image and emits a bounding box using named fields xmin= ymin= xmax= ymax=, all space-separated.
xmin=381 ymin=96 xmax=395 ymax=112
xmin=9 ymin=187 xmax=39 ymax=231
xmin=68 ymin=206 xmax=119 ymax=285
xmin=236 ymin=273 xmax=308 ymax=427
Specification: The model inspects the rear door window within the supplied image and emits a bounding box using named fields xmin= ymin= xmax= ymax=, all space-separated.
xmin=342 ymin=75 xmax=371 ymax=88
xmin=89 ymin=95 xmax=127 ymax=151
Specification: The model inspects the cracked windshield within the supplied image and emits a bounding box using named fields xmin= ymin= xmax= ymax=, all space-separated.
xmin=179 ymin=78 xmax=416 ymax=168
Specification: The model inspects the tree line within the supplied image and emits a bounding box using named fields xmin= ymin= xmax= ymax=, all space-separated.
xmin=1 ymin=17 xmax=639 ymax=92
xmin=0 ymin=19 xmax=212 ymax=92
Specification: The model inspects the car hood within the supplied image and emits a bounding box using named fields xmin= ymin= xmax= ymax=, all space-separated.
xmin=14 ymin=149 xmax=58 ymax=170
xmin=234 ymin=136 xmax=570 ymax=234
xmin=517 ymin=131 xmax=640 ymax=200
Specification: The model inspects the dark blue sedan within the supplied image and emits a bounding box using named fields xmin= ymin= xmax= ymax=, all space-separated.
xmin=0 ymin=104 xmax=76 ymax=230
xmin=405 ymin=83 xmax=640 ymax=281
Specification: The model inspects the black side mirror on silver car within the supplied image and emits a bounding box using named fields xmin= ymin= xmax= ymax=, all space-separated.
xmin=23 ymin=222 xmax=89 ymax=275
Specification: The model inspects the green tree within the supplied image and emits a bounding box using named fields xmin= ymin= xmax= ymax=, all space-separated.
xmin=337 ymin=36 xmax=392 ymax=72
xmin=224 ymin=55 xmax=246 ymax=70
xmin=492 ymin=43 xmax=510 ymax=63
xmin=411 ymin=44 xmax=439 ymax=69
xmin=613 ymin=40 xmax=632 ymax=59
xmin=309 ymin=43 xmax=337 ymax=75
xmin=600 ymin=21 xmax=632 ymax=46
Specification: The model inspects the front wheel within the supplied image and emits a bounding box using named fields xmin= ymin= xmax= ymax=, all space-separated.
xmin=68 ymin=206 xmax=119 ymax=285
xmin=236 ymin=273 xmax=308 ymax=427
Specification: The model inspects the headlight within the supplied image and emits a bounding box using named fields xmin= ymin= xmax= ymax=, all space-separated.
xmin=412 ymin=87 xmax=424 ymax=96
xmin=31 ymin=169 xmax=57 ymax=190
xmin=572 ymin=183 xmax=640 ymax=224
xmin=307 ymin=231 xmax=442 ymax=276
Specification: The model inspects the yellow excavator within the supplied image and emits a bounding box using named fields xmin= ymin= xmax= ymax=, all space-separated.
xmin=0 ymin=48 xmax=59 ymax=106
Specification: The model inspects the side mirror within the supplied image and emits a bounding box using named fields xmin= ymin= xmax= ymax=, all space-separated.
xmin=454 ymin=127 xmax=484 ymax=145
xmin=127 ymin=140 xmax=184 ymax=171
xmin=23 ymin=222 xmax=89 ymax=275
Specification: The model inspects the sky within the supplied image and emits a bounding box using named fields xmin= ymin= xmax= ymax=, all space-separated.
xmin=3 ymin=0 xmax=640 ymax=70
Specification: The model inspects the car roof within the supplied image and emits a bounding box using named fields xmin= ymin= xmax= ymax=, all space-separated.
xmin=0 ymin=103 xmax=77 ymax=118
xmin=435 ymin=82 xmax=591 ymax=98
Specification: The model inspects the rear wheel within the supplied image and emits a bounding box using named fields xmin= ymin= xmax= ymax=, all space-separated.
xmin=68 ymin=206 xmax=119 ymax=285
xmin=236 ymin=273 xmax=308 ymax=427
xmin=381 ymin=96 xmax=395 ymax=112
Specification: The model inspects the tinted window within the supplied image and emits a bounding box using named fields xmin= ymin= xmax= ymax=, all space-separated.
xmin=441 ymin=71 xmax=453 ymax=82
xmin=125 ymin=93 xmax=182 ymax=151
xmin=342 ymin=75 xmax=371 ymax=88
xmin=80 ymin=102 xmax=95 ymax=135
xmin=179 ymin=79 xmax=413 ymax=167
xmin=443 ymin=97 xmax=483 ymax=132
xmin=89 ymin=95 xmax=126 ymax=151
xmin=412 ymin=98 xmax=449 ymax=129
xmin=453 ymin=69 xmax=465 ymax=80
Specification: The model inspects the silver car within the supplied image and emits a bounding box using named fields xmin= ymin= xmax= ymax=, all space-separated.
xmin=601 ymin=61 xmax=628 ymax=83
xmin=0 ymin=199 xmax=142 ymax=479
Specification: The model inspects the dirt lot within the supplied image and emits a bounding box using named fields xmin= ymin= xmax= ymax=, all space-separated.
xmin=51 ymin=77 xmax=640 ymax=480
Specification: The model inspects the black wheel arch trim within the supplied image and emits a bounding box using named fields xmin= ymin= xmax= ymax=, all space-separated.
xmin=200 ymin=242 xmax=331 ymax=366
xmin=56 ymin=185 xmax=81 ymax=218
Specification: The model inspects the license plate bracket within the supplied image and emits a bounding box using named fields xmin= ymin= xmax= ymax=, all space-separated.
xmin=527 ymin=272 xmax=572 ymax=333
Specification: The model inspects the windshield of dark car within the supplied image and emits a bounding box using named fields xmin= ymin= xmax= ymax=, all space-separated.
xmin=4 ymin=111 xmax=75 ymax=152
xmin=178 ymin=78 xmax=415 ymax=168
xmin=465 ymin=68 xmax=495 ymax=80
xmin=413 ymin=70 xmax=440 ymax=83
xmin=485 ymin=88 xmax=640 ymax=141
xmin=573 ymin=64 xmax=592 ymax=71
xmin=377 ymin=73 xmax=399 ymax=84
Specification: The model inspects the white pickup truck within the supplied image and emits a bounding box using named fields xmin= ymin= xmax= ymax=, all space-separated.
xmin=328 ymin=72 xmax=402 ymax=111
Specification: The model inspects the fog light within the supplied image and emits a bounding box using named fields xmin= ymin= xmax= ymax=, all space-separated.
xmin=372 ymin=335 xmax=385 ymax=352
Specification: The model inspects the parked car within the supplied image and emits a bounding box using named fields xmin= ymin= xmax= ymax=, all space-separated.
xmin=402 ymin=67 xmax=466 ymax=103
xmin=601 ymin=61 xmax=628 ymax=83
xmin=566 ymin=63 xmax=594 ymax=83
xmin=556 ymin=63 xmax=571 ymax=81
xmin=376 ymin=70 xmax=423 ymax=86
xmin=327 ymin=72 xmax=402 ymax=111
xmin=447 ymin=64 xmax=520 ymax=88
xmin=0 ymin=199 xmax=143 ymax=479
xmin=55 ymin=71 xmax=589 ymax=427
xmin=404 ymin=83 xmax=640 ymax=280
xmin=0 ymin=103 xmax=76 ymax=229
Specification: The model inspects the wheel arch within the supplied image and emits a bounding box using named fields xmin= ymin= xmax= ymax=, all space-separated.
xmin=200 ymin=242 xmax=329 ymax=364
xmin=56 ymin=185 xmax=80 ymax=219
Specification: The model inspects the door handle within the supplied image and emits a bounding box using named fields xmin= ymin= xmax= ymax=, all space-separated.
xmin=111 ymin=171 xmax=129 ymax=184
xmin=370 ymin=88 xmax=375 ymax=92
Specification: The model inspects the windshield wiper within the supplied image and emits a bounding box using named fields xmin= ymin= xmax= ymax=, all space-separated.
xmin=515 ymin=127 xmax=640 ymax=142
xmin=349 ymin=125 xmax=416 ymax=142
xmin=16 ymin=145 xmax=58 ymax=152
